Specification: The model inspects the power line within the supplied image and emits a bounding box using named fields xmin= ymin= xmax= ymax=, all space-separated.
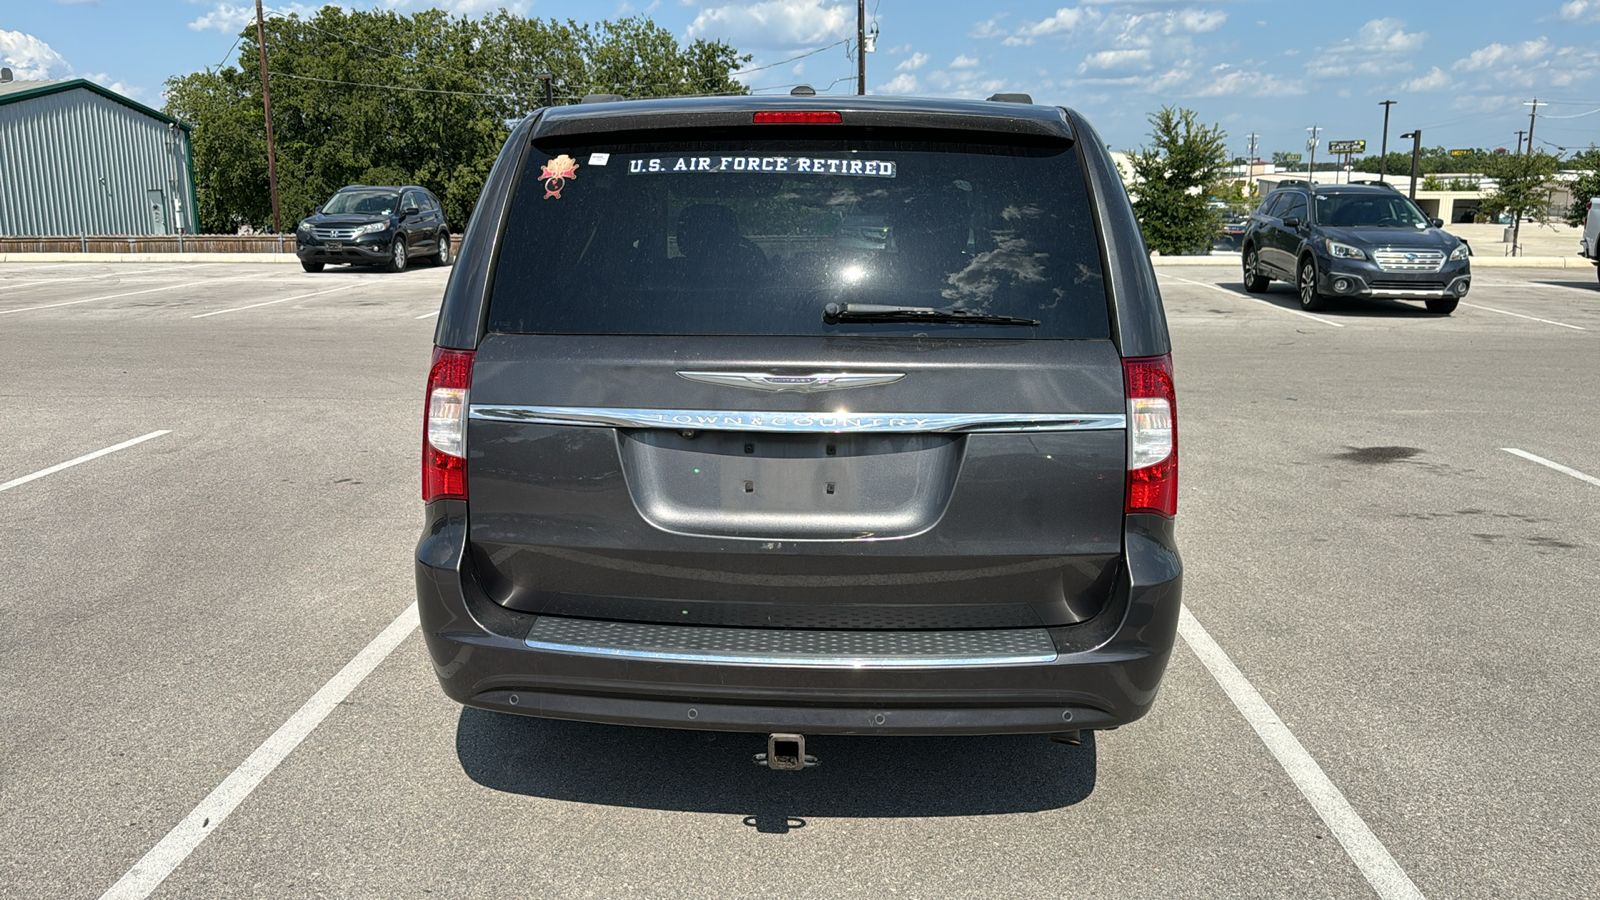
xmin=734 ymin=39 xmax=851 ymax=76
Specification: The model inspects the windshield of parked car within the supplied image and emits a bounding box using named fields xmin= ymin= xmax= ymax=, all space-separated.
xmin=1314 ymin=193 xmax=1429 ymax=228
xmin=486 ymin=136 xmax=1110 ymax=339
xmin=321 ymin=190 xmax=399 ymax=216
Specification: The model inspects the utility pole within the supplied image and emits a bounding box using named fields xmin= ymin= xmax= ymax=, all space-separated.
xmin=856 ymin=0 xmax=866 ymax=95
xmin=1378 ymin=100 xmax=1396 ymax=183
xmin=1524 ymin=98 xmax=1540 ymax=154
xmin=254 ymin=0 xmax=282 ymax=235
xmin=1401 ymin=129 xmax=1422 ymax=200
xmin=1514 ymin=130 xmax=1526 ymax=155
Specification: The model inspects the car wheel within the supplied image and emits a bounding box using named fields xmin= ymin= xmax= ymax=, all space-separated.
xmin=1242 ymin=248 xmax=1270 ymax=293
xmin=300 ymin=261 xmax=324 ymax=273
xmin=1298 ymin=257 xmax=1329 ymax=311
xmin=1425 ymin=298 xmax=1459 ymax=314
xmin=432 ymin=232 xmax=451 ymax=267
xmin=385 ymin=237 xmax=408 ymax=273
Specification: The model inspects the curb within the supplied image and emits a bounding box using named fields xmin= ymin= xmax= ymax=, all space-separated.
xmin=1149 ymin=255 xmax=1593 ymax=269
xmin=0 ymin=253 xmax=302 ymax=264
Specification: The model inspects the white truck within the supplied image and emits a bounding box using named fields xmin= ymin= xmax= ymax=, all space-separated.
xmin=1582 ymin=198 xmax=1600 ymax=285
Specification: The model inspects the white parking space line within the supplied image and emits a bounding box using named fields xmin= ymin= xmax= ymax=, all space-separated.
xmin=1178 ymin=606 xmax=1426 ymax=900
xmin=0 ymin=431 xmax=171 ymax=494
xmin=1158 ymin=274 xmax=1345 ymax=327
xmin=1 ymin=264 xmax=204 ymax=291
xmin=415 ymin=309 xmax=440 ymax=319
xmin=1459 ymin=302 xmax=1584 ymax=331
xmin=191 ymin=284 xmax=360 ymax=318
xmin=1502 ymin=448 xmax=1600 ymax=488
xmin=0 ymin=277 xmax=250 ymax=315
xmin=98 ymin=603 xmax=420 ymax=900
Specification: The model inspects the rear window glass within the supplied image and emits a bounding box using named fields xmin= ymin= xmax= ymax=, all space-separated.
xmin=486 ymin=136 xmax=1109 ymax=339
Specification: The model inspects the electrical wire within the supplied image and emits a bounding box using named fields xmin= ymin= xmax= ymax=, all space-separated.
xmin=734 ymin=39 xmax=851 ymax=76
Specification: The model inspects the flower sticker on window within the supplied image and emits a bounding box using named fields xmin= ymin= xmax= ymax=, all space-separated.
xmin=540 ymin=154 xmax=579 ymax=199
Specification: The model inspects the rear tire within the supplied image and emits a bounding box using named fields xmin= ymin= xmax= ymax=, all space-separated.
xmin=1298 ymin=257 xmax=1329 ymax=311
xmin=431 ymin=232 xmax=451 ymax=267
xmin=1425 ymin=298 xmax=1459 ymax=314
xmin=300 ymin=261 xmax=324 ymax=273
xmin=1242 ymin=248 xmax=1270 ymax=293
xmin=384 ymin=237 xmax=408 ymax=273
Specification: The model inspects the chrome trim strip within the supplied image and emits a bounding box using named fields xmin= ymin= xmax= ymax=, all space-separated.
xmin=524 ymin=618 xmax=1059 ymax=669
xmin=677 ymin=371 xmax=906 ymax=393
xmin=470 ymin=405 xmax=1126 ymax=434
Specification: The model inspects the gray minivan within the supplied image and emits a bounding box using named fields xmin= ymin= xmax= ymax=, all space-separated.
xmin=415 ymin=94 xmax=1182 ymax=763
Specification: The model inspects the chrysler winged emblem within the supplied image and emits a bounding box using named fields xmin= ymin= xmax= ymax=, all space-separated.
xmin=676 ymin=371 xmax=905 ymax=393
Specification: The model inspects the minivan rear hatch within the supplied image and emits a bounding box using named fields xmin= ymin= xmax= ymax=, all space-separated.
xmin=464 ymin=114 xmax=1127 ymax=630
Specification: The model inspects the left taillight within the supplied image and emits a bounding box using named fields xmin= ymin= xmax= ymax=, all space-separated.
xmin=423 ymin=347 xmax=474 ymax=502
xmin=1124 ymin=353 xmax=1177 ymax=518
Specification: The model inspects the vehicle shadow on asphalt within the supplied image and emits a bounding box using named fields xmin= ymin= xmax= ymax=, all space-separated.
xmin=454 ymin=709 xmax=1097 ymax=830
xmin=1236 ymin=284 xmax=1444 ymax=318
xmin=1532 ymin=279 xmax=1599 ymax=292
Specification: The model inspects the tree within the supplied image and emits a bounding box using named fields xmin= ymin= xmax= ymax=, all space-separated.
xmin=1271 ymin=151 xmax=1301 ymax=168
xmin=1478 ymin=151 xmax=1561 ymax=223
xmin=1563 ymin=146 xmax=1600 ymax=227
xmin=1128 ymin=107 xmax=1229 ymax=255
xmin=164 ymin=8 xmax=750 ymax=233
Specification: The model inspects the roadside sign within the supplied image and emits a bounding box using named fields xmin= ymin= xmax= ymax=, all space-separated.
xmin=1449 ymin=149 xmax=1474 ymax=157
xmin=1328 ymin=140 xmax=1366 ymax=154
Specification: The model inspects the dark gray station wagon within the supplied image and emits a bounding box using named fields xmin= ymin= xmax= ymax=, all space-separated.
xmin=416 ymin=93 xmax=1182 ymax=764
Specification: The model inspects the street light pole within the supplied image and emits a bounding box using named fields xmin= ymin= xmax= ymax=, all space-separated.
xmin=254 ymin=0 xmax=282 ymax=235
xmin=1378 ymin=100 xmax=1396 ymax=183
xmin=1400 ymin=129 xmax=1422 ymax=201
xmin=1306 ymin=124 xmax=1320 ymax=185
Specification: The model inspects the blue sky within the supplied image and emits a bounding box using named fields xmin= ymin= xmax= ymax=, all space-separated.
xmin=5 ymin=1 xmax=1600 ymax=159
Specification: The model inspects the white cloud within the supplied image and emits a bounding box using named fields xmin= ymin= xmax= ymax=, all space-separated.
xmin=1192 ymin=69 xmax=1305 ymax=97
xmin=896 ymin=52 xmax=929 ymax=72
xmin=686 ymin=0 xmax=852 ymax=49
xmin=1080 ymin=48 xmax=1152 ymax=72
xmin=950 ymin=54 xmax=979 ymax=68
xmin=1307 ymin=18 xmax=1426 ymax=78
xmin=1002 ymin=7 xmax=1100 ymax=46
xmin=0 ymin=29 xmax=71 ymax=80
xmin=1402 ymin=66 xmax=1450 ymax=91
xmin=970 ymin=16 xmax=1008 ymax=39
xmin=84 ymin=71 xmax=144 ymax=98
xmin=877 ymin=73 xmax=919 ymax=94
xmin=1454 ymin=38 xmax=1551 ymax=71
xmin=1559 ymin=0 xmax=1600 ymax=20
xmin=187 ymin=2 xmax=326 ymax=33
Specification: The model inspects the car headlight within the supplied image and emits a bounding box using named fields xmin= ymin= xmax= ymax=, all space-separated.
xmin=296 ymin=221 xmax=312 ymax=234
xmin=353 ymin=221 xmax=389 ymax=238
xmin=1326 ymin=239 xmax=1366 ymax=260
xmin=1449 ymin=244 xmax=1469 ymax=261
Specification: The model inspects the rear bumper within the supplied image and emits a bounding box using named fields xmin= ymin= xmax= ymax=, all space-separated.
xmin=415 ymin=502 xmax=1183 ymax=735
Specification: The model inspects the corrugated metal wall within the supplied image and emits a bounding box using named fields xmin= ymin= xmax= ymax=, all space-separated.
xmin=0 ymin=88 xmax=198 ymax=236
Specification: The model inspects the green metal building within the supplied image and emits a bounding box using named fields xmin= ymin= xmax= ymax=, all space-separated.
xmin=0 ymin=76 xmax=199 ymax=236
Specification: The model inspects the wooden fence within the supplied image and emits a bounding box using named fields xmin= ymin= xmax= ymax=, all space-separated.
xmin=0 ymin=235 xmax=299 ymax=254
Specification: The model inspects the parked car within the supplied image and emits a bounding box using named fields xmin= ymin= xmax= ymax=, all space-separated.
xmin=1215 ymin=214 xmax=1248 ymax=251
xmin=415 ymin=93 xmax=1182 ymax=764
xmin=295 ymin=185 xmax=450 ymax=273
xmin=1241 ymin=181 xmax=1471 ymax=314
xmin=1580 ymin=198 xmax=1600 ymax=286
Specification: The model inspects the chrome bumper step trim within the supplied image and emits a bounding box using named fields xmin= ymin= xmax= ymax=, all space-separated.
xmin=525 ymin=617 xmax=1060 ymax=668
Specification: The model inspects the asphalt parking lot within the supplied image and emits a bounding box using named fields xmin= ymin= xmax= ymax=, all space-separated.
xmin=1 ymin=260 xmax=1596 ymax=899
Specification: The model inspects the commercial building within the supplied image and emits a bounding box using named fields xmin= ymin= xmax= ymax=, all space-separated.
xmin=0 ymin=75 xmax=198 ymax=236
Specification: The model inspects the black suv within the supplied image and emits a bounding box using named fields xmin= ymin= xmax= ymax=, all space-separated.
xmin=415 ymin=94 xmax=1182 ymax=758
xmin=1241 ymin=182 xmax=1471 ymax=314
xmin=295 ymin=185 xmax=451 ymax=273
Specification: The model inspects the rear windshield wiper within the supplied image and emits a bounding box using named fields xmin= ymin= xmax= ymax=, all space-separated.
xmin=823 ymin=302 xmax=1040 ymax=327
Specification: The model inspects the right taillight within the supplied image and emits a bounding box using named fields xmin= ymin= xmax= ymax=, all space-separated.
xmin=423 ymin=346 xmax=474 ymax=502
xmin=1124 ymin=354 xmax=1177 ymax=518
